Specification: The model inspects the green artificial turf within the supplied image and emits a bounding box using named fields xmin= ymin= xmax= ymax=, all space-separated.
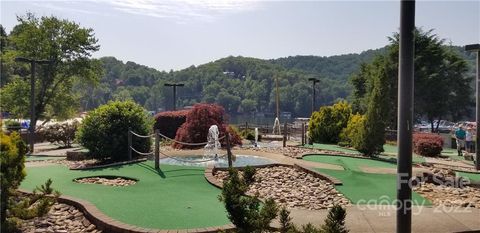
xmin=457 ymin=171 xmax=480 ymax=182
xmin=20 ymin=162 xmax=229 ymax=229
xmin=303 ymin=143 xmax=361 ymax=154
xmin=303 ymin=155 xmax=431 ymax=206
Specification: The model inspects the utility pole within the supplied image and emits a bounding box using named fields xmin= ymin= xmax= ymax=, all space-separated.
xmin=308 ymin=78 xmax=320 ymax=114
xmin=466 ymin=43 xmax=480 ymax=170
xmin=14 ymin=57 xmax=51 ymax=154
xmin=164 ymin=83 xmax=184 ymax=110
xmin=396 ymin=1 xmax=415 ymax=233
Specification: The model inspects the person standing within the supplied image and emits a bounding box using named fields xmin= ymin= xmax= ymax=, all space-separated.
xmin=455 ymin=126 xmax=466 ymax=156
xmin=466 ymin=127 xmax=473 ymax=153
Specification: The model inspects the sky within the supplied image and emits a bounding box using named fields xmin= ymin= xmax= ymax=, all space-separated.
xmin=1 ymin=0 xmax=479 ymax=71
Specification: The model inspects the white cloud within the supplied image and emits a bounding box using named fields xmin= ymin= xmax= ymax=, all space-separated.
xmin=105 ymin=0 xmax=262 ymax=23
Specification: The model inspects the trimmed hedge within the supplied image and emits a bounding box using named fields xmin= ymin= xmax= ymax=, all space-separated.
xmin=309 ymin=101 xmax=351 ymax=144
xmin=173 ymin=103 xmax=242 ymax=149
xmin=77 ymin=101 xmax=152 ymax=161
xmin=153 ymin=110 xmax=189 ymax=139
xmin=413 ymin=133 xmax=443 ymax=157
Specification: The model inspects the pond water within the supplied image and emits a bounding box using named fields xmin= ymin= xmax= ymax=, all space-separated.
xmin=158 ymin=154 xmax=275 ymax=167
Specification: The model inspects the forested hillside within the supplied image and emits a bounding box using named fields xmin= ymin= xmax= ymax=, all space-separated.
xmin=75 ymin=48 xmax=390 ymax=117
xmin=74 ymin=45 xmax=474 ymax=118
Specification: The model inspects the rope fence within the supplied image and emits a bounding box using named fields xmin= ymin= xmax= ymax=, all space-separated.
xmin=128 ymin=128 xmax=232 ymax=169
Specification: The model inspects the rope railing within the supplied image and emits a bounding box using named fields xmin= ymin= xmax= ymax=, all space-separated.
xmin=130 ymin=131 xmax=155 ymax=138
xmin=128 ymin=129 xmax=230 ymax=167
xmin=130 ymin=146 xmax=154 ymax=156
xmin=156 ymin=131 xmax=226 ymax=146
xmin=159 ymin=151 xmax=228 ymax=163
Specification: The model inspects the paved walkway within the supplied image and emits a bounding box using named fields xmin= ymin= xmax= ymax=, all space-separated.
xmin=283 ymin=206 xmax=480 ymax=233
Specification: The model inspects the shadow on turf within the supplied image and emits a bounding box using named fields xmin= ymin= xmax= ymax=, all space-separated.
xmin=135 ymin=163 xmax=204 ymax=178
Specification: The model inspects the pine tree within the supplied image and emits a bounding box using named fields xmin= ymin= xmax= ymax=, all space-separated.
xmin=321 ymin=205 xmax=349 ymax=233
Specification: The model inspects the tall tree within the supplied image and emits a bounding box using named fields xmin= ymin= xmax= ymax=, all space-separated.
xmin=351 ymin=28 xmax=472 ymax=131
xmin=2 ymin=13 xmax=102 ymax=124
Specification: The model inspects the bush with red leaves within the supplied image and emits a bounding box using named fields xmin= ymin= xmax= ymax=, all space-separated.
xmin=173 ymin=103 xmax=242 ymax=149
xmin=413 ymin=133 xmax=444 ymax=157
xmin=153 ymin=110 xmax=189 ymax=139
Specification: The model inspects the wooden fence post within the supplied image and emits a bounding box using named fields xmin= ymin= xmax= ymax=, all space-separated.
xmin=226 ymin=133 xmax=233 ymax=168
xmin=128 ymin=128 xmax=132 ymax=160
xmin=283 ymin=122 xmax=287 ymax=147
xmin=155 ymin=129 xmax=160 ymax=170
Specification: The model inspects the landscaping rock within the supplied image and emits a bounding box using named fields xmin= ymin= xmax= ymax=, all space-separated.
xmin=413 ymin=182 xmax=480 ymax=208
xmin=20 ymin=203 xmax=101 ymax=233
xmin=214 ymin=166 xmax=350 ymax=210
xmin=74 ymin=177 xmax=136 ymax=186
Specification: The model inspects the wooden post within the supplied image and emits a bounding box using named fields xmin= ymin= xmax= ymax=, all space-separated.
xmin=128 ymin=128 xmax=132 ymax=160
xmin=283 ymin=122 xmax=287 ymax=147
xmin=154 ymin=129 xmax=160 ymax=170
xmin=226 ymin=133 xmax=233 ymax=168
xmin=301 ymin=123 xmax=305 ymax=146
xmin=245 ymin=122 xmax=248 ymax=132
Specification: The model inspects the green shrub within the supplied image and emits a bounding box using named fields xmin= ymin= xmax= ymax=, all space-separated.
xmin=1 ymin=130 xmax=26 ymax=231
xmin=219 ymin=168 xmax=278 ymax=233
xmin=279 ymin=207 xmax=295 ymax=233
xmin=77 ymin=101 xmax=152 ymax=161
xmin=241 ymin=128 xmax=262 ymax=142
xmin=4 ymin=120 xmax=22 ymax=132
xmin=243 ymin=166 xmax=256 ymax=186
xmin=308 ymin=101 xmax=351 ymax=144
xmin=37 ymin=121 xmax=79 ymax=147
xmin=340 ymin=114 xmax=365 ymax=148
xmin=321 ymin=205 xmax=349 ymax=233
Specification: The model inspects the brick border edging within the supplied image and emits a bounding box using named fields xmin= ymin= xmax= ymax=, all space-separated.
xmin=17 ymin=189 xmax=235 ymax=233
xmin=204 ymin=163 xmax=342 ymax=189
xmin=70 ymin=158 xmax=148 ymax=170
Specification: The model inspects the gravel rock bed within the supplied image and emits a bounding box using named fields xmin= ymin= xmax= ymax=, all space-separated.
xmin=214 ymin=166 xmax=350 ymax=210
xmin=20 ymin=203 xmax=100 ymax=233
xmin=243 ymin=146 xmax=359 ymax=159
xmin=414 ymin=182 xmax=480 ymax=208
xmin=75 ymin=177 xmax=136 ymax=186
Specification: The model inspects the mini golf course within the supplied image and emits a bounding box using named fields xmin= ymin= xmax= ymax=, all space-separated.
xmin=20 ymin=162 xmax=229 ymax=230
xmin=303 ymin=155 xmax=431 ymax=206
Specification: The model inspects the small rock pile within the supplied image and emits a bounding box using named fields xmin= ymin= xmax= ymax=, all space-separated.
xmin=51 ymin=159 xmax=100 ymax=169
xmin=414 ymin=182 xmax=480 ymax=208
xmin=75 ymin=177 xmax=136 ymax=186
xmin=215 ymin=166 xmax=350 ymax=210
xmin=20 ymin=203 xmax=100 ymax=233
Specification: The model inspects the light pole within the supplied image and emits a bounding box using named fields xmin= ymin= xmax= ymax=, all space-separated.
xmin=466 ymin=43 xmax=480 ymax=170
xmin=308 ymin=78 xmax=320 ymax=114
xmin=14 ymin=57 xmax=51 ymax=154
xmin=396 ymin=1 xmax=415 ymax=233
xmin=164 ymin=83 xmax=184 ymax=111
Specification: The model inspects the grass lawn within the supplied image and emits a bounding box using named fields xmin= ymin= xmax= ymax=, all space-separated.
xmin=303 ymin=155 xmax=431 ymax=206
xmin=457 ymin=171 xmax=480 ymax=182
xmin=20 ymin=162 xmax=229 ymax=230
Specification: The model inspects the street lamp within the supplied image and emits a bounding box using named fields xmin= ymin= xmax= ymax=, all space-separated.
xmin=308 ymin=78 xmax=320 ymax=115
xmin=14 ymin=57 xmax=51 ymax=154
xmin=164 ymin=83 xmax=184 ymax=110
xmin=465 ymin=43 xmax=480 ymax=170
xmin=396 ymin=1 xmax=415 ymax=233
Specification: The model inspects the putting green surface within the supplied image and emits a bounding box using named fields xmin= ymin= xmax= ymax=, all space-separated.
xmin=20 ymin=162 xmax=229 ymax=229
xmin=303 ymin=155 xmax=431 ymax=206
xmin=457 ymin=171 xmax=480 ymax=182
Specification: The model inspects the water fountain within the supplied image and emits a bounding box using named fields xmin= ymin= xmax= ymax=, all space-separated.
xmin=272 ymin=117 xmax=281 ymax=135
xmin=204 ymin=125 xmax=220 ymax=159
xmin=254 ymin=127 xmax=259 ymax=147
